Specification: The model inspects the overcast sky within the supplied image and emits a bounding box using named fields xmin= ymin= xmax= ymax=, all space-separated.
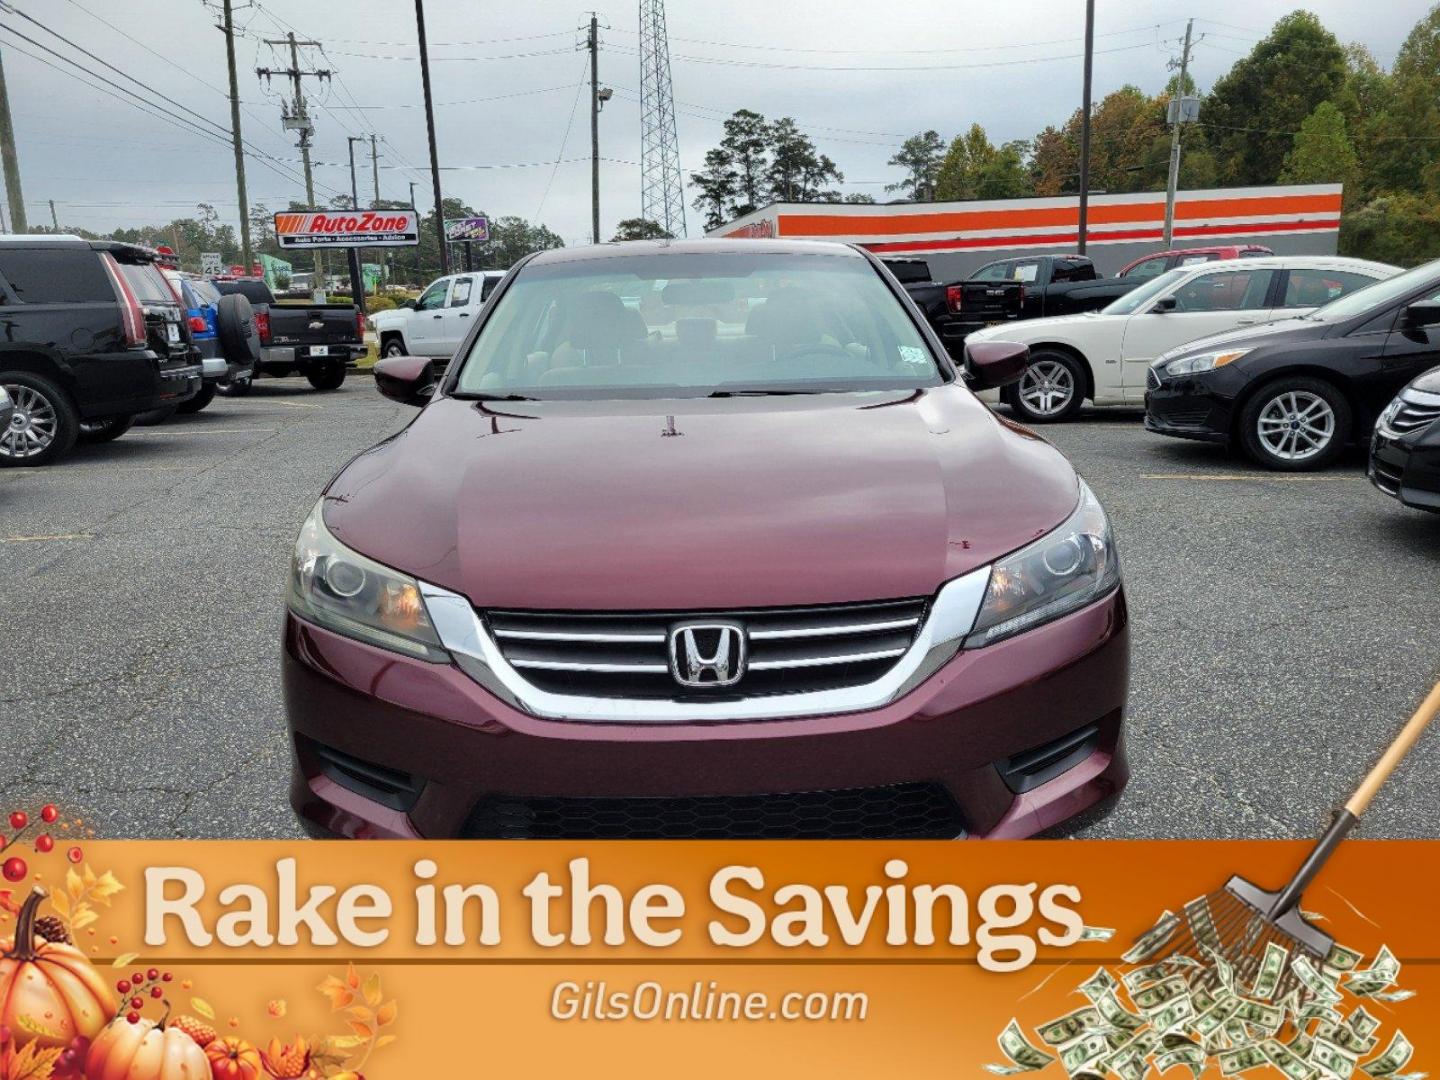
xmin=3 ymin=0 xmax=1434 ymax=246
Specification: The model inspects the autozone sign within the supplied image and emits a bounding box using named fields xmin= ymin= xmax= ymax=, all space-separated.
xmin=274 ymin=209 xmax=420 ymax=249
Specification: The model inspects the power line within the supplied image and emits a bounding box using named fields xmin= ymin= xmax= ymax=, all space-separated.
xmin=604 ymin=40 xmax=1155 ymax=73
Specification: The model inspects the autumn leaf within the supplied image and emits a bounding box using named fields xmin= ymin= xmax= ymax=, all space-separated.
xmin=345 ymin=1006 xmax=372 ymax=1023
xmin=14 ymin=1014 xmax=64 ymax=1040
xmin=4 ymin=1041 xmax=63 ymax=1080
xmin=46 ymin=892 xmax=67 ymax=919
xmin=374 ymin=1034 xmax=397 ymax=1050
xmin=323 ymin=1035 xmax=366 ymax=1052
xmin=191 ymin=998 xmax=216 ymax=1020
xmin=111 ymin=952 xmax=138 ymax=968
xmin=267 ymin=999 xmax=287 ymax=1019
xmin=375 ymin=1000 xmax=397 ymax=1027
xmin=361 ymin=972 xmax=382 ymax=1008
xmin=90 ymin=870 xmax=124 ymax=905
xmin=70 ymin=908 xmax=98 ymax=932
xmin=317 ymin=976 xmax=354 ymax=1011
xmin=346 ymin=1021 xmax=373 ymax=1041
xmin=344 ymin=963 xmax=360 ymax=990
xmin=65 ymin=869 xmax=83 ymax=902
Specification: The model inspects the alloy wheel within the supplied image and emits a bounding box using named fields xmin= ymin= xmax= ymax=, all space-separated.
xmin=1256 ymin=390 xmax=1336 ymax=463
xmin=383 ymin=341 xmax=405 ymax=358
xmin=2 ymin=383 xmax=58 ymax=460
xmin=1017 ymin=359 xmax=1075 ymax=417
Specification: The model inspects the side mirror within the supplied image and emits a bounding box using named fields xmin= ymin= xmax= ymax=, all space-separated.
xmin=1401 ymin=300 xmax=1440 ymax=331
xmin=964 ymin=341 xmax=1030 ymax=391
xmin=1151 ymin=295 xmax=1178 ymax=313
xmin=373 ymin=355 xmax=437 ymax=407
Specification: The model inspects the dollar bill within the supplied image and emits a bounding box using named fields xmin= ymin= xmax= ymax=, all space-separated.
xmin=1293 ymin=955 xmax=1345 ymax=1005
xmin=1156 ymin=1044 xmax=1206 ymax=1078
xmin=1123 ymin=912 xmax=1180 ymax=965
xmin=1366 ymin=989 xmax=1415 ymax=1003
xmin=1361 ymin=1032 xmax=1413 ymax=1078
xmin=1193 ymin=998 xmax=1242 ymax=1039
xmin=1037 ymin=1007 xmax=1104 ymax=1047
xmin=1079 ymin=967 xmax=1119 ymax=1003
xmin=1349 ymin=1007 xmax=1382 ymax=1039
xmin=1320 ymin=1021 xmax=1379 ymax=1058
xmin=1263 ymin=1038 xmax=1320 ymax=1080
xmin=1313 ymin=1037 xmax=1360 ymax=1080
xmin=1233 ymin=999 xmax=1284 ymax=1034
xmin=1079 ymin=925 xmax=1116 ymax=942
xmin=1345 ymin=947 xmax=1400 ymax=995
xmin=991 ymin=1019 xmax=1057 ymax=1074
xmin=1289 ymin=1032 xmax=1314 ymax=1060
xmin=1251 ymin=941 xmax=1289 ymax=1001
xmin=1325 ymin=943 xmax=1364 ymax=973
xmin=1150 ymin=995 xmax=1196 ymax=1034
xmin=1220 ymin=1045 xmax=1269 ymax=1075
xmin=1203 ymin=944 xmax=1237 ymax=993
xmin=1132 ymin=975 xmax=1189 ymax=1014
xmin=1060 ymin=1033 xmax=1111 ymax=1076
xmin=1123 ymin=963 xmax=1172 ymax=992
xmin=1094 ymin=990 xmax=1146 ymax=1034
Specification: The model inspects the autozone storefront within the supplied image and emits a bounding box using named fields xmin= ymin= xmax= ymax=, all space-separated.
xmin=707 ymin=184 xmax=1342 ymax=280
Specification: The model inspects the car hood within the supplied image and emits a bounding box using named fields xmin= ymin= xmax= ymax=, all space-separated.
xmin=322 ymin=387 xmax=1082 ymax=611
xmin=1409 ymin=365 xmax=1440 ymax=395
xmin=1154 ymin=315 xmax=1327 ymax=365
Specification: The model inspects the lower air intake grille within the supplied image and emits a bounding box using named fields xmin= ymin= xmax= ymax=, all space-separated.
xmin=461 ymin=783 xmax=966 ymax=839
xmin=1371 ymin=458 xmax=1403 ymax=495
xmin=485 ymin=598 xmax=927 ymax=700
xmin=997 ymin=724 xmax=1100 ymax=794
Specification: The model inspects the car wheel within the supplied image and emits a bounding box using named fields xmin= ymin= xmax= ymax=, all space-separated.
xmin=1003 ymin=350 xmax=1086 ymax=423
xmin=1238 ymin=377 xmax=1352 ymax=471
xmin=135 ymin=405 xmax=178 ymax=426
xmin=382 ymin=336 xmax=406 ymax=358
xmin=177 ymin=381 xmax=217 ymax=414
xmin=77 ymin=415 xmax=135 ymax=443
xmin=0 ymin=373 xmax=79 ymax=467
xmin=306 ymin=361 xmax=346 ymax=391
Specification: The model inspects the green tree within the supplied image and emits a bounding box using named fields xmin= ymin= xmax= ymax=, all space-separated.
xmin=1203 ymin=10 xmax=1348 ymax=185
xmin=719 ymin=109 xmax=771 ymax=214
xmin=690 ymin=148 xmax=738 ymax=230
xmin=611 ymin=218 xmax=673 ymax=241
xmin=842 ymin=192 xmax=877 ymax=204
xmin=767 ymin=117 xmax=842 ymax=202
xmin=1279 ymin=101 xmax=1359 ymax=186
xmin=887 ymin=130 xmax=945 ymax=200
xmin=934 ymin=124 xmax=1000 ymax=200
xmin=1339 ymin=192 xmax=1440 ymax=264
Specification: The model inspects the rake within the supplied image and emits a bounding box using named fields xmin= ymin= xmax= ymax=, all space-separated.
xmin=1130 ymin=678 xmax=1440 ymax=1004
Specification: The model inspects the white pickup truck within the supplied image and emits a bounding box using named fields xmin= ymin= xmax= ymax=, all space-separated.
xmin=371 ymin=270 xmax=505 ymax=366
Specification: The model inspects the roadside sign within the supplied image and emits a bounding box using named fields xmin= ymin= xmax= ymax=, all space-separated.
xmin=200 ymin=252 xmax=222 ymax=275
xmin=445 ymin=216 xmax=489 ymax=242
xmin=274 ymin=208 xmax=420 ymax=249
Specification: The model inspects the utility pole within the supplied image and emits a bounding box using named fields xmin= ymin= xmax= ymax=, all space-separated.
xmin=1076 ymin=0 xmax=1095 ymax=255
xmin=257 ymin=33 xmax=330 ymax=287
xmin=587 ymin=13 xmax=600 ymax=245
xmin=220 ymin=0 xmax=253 ymax=273
xmin=369 ymin=134 xmax=381 ymax=207
xmin=414 ymin=0 xmax=447 ymax=273
xmin=0 ymin=45 xmax=27 ymax=233
xmin=1163 ymin=19 xmax=1196 ymax=248
xmin=346 ymin=136 xmax=368 ymax=315
xmin=48 ymin=198 xmax=57 ymax=230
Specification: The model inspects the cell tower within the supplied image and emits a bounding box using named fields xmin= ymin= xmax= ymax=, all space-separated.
xmin=638 ymin=0 xmax=686 ymax=237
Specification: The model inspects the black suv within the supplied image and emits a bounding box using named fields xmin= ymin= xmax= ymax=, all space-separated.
xmin=0 ymin=236 xmax=202 ymax=466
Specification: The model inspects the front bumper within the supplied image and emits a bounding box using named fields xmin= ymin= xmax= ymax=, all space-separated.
xmin=283 ymin=588 xmax=1130 ymax=840
xmin=1370 ymin=423 xmax=1440 ymax=512
xmin=1144 ymin=374 xmax=1235 ymax=444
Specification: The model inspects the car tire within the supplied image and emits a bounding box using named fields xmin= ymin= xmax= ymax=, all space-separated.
xmin=215 ymin=293 xmax=260 ymax=367
xmin=77 ymin=415 xmax=135 ymax=443
xmin=0 ymin=372 xmax=79 ymax=467
xmin=135 ymin=405 xmax=177 ymax=426
xmin=306 ymin=361 xmax=346 ymax=391
xmin=381 ymin=336 xmax=406 ymax=358
xmin=1238 ymin=376 xmax=1352 ymax=471
xmin=177 ymin=381 xmax=217 ymax=414
xmin=1002 ymin=349 xmax=1086 ymax=423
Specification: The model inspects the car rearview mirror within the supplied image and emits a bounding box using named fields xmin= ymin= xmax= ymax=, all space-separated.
xmin=963 ymin=341 xmax=1030 ymax=391
xmin=1151 ymin=295 xmax=1178 ymax=313
xmin=1401 ymin=300 xmax=1440 ymax=331
xmin=373 ymin=355 xmax=437 ymax=407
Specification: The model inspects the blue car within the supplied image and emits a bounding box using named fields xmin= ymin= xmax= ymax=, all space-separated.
xmin=162 ymin=269 xmax=257 ymax=412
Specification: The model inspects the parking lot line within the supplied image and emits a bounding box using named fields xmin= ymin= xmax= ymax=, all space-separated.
xmin=1 ymin=532 xmax=94 ymax=543
xmin=130 ymin=427 xmax=279 ymax=436
xmin=1138 ymin=472 xmax=1355 ymax=481
xmin=271 ymin=400 xmax=324 ymax=409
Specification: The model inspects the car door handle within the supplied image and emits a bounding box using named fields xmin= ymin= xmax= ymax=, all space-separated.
xmin=1236 ymin=318 xmax=1258 ymax=325
xmin=432 ymin=314 xmax=443 ymax=319
xmin=459 ymin=312 xmax=470 ymax=317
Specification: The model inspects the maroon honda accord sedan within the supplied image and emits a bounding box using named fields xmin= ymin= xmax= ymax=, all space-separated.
xmin=283 ymin=239 xmax=1129 ymax=839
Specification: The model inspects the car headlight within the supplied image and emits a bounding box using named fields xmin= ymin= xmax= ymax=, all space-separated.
xmin=965 ymin=481 xmax=1121 ymax=648
xmin=1163 ymin=348 xmax=1251 ymax=377
xmin=288 ymin=500 xmax=448 ymax=661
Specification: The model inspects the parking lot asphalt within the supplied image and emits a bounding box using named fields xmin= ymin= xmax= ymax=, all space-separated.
xmin=1 ymin=382 xmax=1437 ymax=840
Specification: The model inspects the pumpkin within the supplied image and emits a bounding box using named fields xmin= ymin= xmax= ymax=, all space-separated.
xmin=86 ymin=1013 xmax=210 ymax=1080
xmin=0 ymin=887 xmax=115 ymax=1049
xmin=206 ymin=1036 xmax=264 ymax=1080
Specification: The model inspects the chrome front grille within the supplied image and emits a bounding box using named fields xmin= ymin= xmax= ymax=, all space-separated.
xmin=1390 ymin=394 xmax=1440 ymax=435
xmin=486 ymin=598 xmax=928 ymax=701
xmin=1147 ymin=367 xmax=1161 ymax=390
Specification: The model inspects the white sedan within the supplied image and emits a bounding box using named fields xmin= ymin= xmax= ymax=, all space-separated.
xmin=965 ymin=255 xmax=1398 ymax=423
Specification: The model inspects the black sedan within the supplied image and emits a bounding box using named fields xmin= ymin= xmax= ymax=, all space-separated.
xmin=1371 ymin=365 xmax=1440 ymax=511
xmin=1145 ymin=260 xmax=1440 ymax=470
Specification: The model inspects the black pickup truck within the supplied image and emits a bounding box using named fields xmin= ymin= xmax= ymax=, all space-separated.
xmin=0 ymin=236 xmax=201 ymax=466
xmin=963 ymin=254 xmax=1143 ymax=321
xmin=883 ymin=258 xmax=1022 ymax=355
xmin=212 ymin=278 xmax=363 ymax=392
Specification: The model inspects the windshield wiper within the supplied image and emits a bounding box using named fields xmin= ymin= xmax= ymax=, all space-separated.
xmin=450 ymin=391 xmax=541 ymax=402
xmin=708 ymin=387 xmax=826 ymax=397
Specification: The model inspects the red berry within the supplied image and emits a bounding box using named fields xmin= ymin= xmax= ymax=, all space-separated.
xmin=2 ymin=857 xmax=26 ymax=882
xmin=131 ymin=972 xmax=144 ymax=985
xmin=40 ymin=805 xmax=58 ymax=824
xmin=126 ymin=1012 xmax=140 ymax=1025
xmin=8 ymin=812 xmax=26 ymax=831
xmin=146 ymin=967 xmax=159 ymax=981
xmin=116 ymin=980 xmax=130 ymax=994
xmin=150 ymin=986 xmax=162 ymax=999
xmin=129 ymin=996 xmax=143 ymax=1010
xmin=161 ymin=972 xmax=173 ymax=982
xmin=35 ymin=835 xmax=53 ymax=853
xmin=66 ymin=846 xmax=82 ymax=864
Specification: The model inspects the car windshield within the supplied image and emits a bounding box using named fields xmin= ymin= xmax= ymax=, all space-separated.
xmin=451 ymin=251 xmax=946 ymax=399
xmin=1306 ymin=259 xmax=1439 ymax=322
xmin=1101 ymin=268 xmax=1187 ymax=315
